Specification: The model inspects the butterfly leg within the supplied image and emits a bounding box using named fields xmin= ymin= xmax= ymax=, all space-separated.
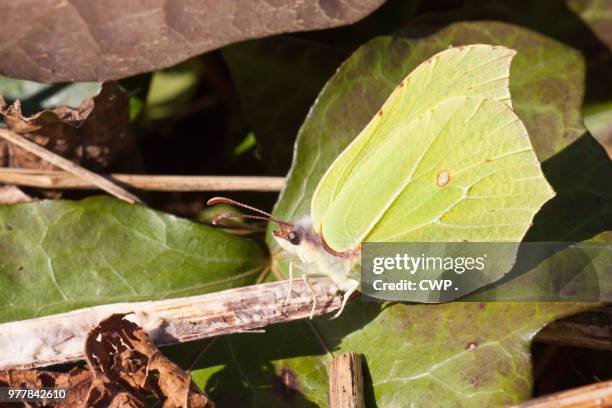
xmin=283 ymin=261 xmax=294 ymax=306
xmin=331 ymin=279 xmax=359 ymax=319
xmin=302 ymin=274 xmax=317 ymax=320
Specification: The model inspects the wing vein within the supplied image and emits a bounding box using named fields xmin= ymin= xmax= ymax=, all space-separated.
xmin=357 ymin=103 xmax=461 ymax=241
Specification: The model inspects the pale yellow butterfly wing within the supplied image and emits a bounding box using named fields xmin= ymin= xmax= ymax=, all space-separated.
xmin=311 ymin=45 xmax=553 ymax=252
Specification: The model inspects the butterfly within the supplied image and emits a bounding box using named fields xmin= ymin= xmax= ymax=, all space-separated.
xmin=209 ymin=44 xmax=554 ymax=319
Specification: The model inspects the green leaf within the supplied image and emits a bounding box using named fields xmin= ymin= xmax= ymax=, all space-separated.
xmin=0 ymin=196 xmax=265 ymax=323
xmin=188 ymin=21 xmax=609 ymax=407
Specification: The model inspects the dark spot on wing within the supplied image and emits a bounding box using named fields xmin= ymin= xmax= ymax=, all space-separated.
xmin=469 ymin=375 xmax=483 ymax=388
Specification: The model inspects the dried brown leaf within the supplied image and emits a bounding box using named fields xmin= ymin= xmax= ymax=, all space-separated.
xmin=85 ymin=378 xmax=146 ymax=408
xmin=85 ymin=314 xmax=213 ymax=408
xmin=0 ymin=367 xmax=93 ymax=408
xmin=0 ymin=314 xmax=212 ymax=407
xmin=0 ymin=82 xmax=141 ymax=173
xmin=0 ymin=0 xmax=384 ymax=82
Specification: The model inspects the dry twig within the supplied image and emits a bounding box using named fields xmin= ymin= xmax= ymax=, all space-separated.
xmin=0 ymin=278 xmax=343 ymax=370
xmin=0 ymin=185 xmax=31 ymax=204
xmin=511 ymin=380 xmax=612 ymax=408
xmin=0 ymin=282 xmax=608 ymax=371
xmin=0 ymin=129 xmax=142 ymax=203
xmin=0 ymin=167 xmax=285 ymax=192
xmin=328 ymin=352 xmax=365 ymax=408
xmin=534 ymin=306 xmax=612 ymax=351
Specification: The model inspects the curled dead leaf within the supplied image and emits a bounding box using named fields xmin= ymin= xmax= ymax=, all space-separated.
xmin=86 ymin=378 xmax=146 ymax=408
xmin=0 ymin=314 xmax=212 ymax=407
xmin=0 ymin=82 xmax=141 ymax=173
xmin=85 ymin=314 xmax=213 ymax=408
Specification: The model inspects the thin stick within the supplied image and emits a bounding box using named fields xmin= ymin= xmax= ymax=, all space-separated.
xmin=511 ymin=380 xmax=612 ymax=408
xmin=0 ymin=129 xmax=142 ymax=203
xmin=534 ymin=306 xmax=612 ymax=351
xmin=0 ymin=278 xmax=343 ymax=370
xmin=0 ymin=281 xmax=606 ymax=371
xmin=0 ymin=168 xmax=285 ymax=192
xmin=328 ymin=352 xmax=365 ymax=408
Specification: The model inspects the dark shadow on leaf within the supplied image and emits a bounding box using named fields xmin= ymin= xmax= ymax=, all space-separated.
xmin=204 ymin=361 xmax=319 ymax=408
xmin=361 ymin=355 xmax=380 ymax=408
xmin=466 ymin=133 xmax=611 ymax=300
xmin=164 ymin=301 xmax=383 ymax=406
xmin=313 ymin=301 xmax=383 ymax=348
xmin=166 ymin=334 xmax=323 ymax=407
xmin=527 ymin=132 xmax=612 ymax=242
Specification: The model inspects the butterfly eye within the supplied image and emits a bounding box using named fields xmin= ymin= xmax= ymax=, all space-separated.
xmin=287 ymin=231 xmax=301 ymax=245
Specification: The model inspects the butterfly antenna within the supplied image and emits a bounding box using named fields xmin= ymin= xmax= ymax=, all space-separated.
xmin=211 ymin=213 xmax=271 ymax=225
xmin=207 ymin=197 xmax=272 ymax=217
xmin=207 ymin=196 xmax=292 ymax=226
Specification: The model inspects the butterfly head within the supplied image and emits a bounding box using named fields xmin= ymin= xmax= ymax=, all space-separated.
xmin=271 ymin=215 xmax=320 ymax=256
xmin=271 ymin=222 xmax=301 ymax=245
xmin=206 ymin=197 xmax=321 ymax=256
